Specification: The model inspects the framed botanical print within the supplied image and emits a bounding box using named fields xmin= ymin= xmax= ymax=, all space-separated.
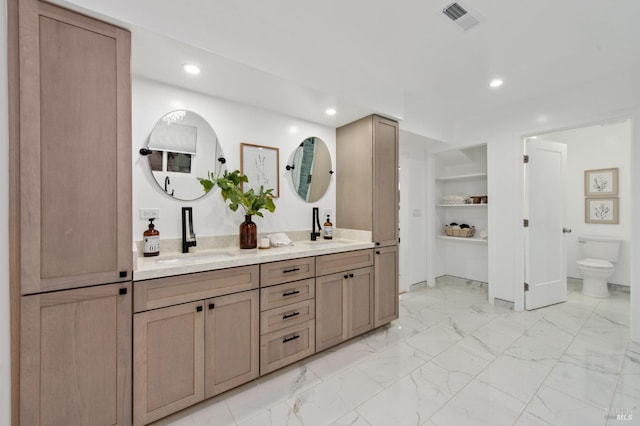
xmin=584 ymin=168 xmax=618 ymax=196
xmin=240 ymin=143 xmax=280 ymax=197
xmin=585 ymin=197 xmax=619 ymax=224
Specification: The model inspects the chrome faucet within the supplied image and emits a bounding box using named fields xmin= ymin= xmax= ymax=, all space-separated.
xmin=311 ymin=207 xmax=322 ymax=241
xmin=182 ymin=207 xmax=197 ymax=253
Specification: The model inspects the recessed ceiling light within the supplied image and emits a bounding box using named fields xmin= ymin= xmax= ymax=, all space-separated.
xmin=325 ymin=108 xmax=337 ymax=116
xmin=489 ymin=79 xmax=503 ymax=88
xmin=183 ymin=64 xmax=201 ymax=75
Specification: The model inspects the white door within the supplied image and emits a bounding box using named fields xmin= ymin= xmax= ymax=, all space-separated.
xmin=524 ymin=139 xmax=568 ymax=310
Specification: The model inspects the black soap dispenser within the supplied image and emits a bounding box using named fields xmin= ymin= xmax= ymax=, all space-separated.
xmin=143 ymin=218 xmax=160 ymax=257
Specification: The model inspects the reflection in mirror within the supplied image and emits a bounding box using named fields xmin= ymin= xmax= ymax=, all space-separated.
xmin=142 ymin=110 xmax=226 ymax=201
xmin=288 ymin=137 xmax=332 ymax=202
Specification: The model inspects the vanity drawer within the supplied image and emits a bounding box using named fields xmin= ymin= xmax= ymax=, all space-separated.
xmin=261 ymin=299 xmax=315 ymax=335
xmin=134 ymin=265 xmax=259 ymax=312
xmin=260 ymin=320 xmax=315 ymax=375
xmin=260 ymin=279 xmax=314 ymax=311
xmin=260 ymin=257 xmax=315 ymax=287
xmin=316 ymin=249 xmax=374 ymax=276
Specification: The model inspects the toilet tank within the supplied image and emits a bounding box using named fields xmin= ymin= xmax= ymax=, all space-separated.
xmin=578 ymin=235 xmax=622 ymax=262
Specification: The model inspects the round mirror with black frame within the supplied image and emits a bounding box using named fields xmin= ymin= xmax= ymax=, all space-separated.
xmin=287 ymin=136 xmax=332 ymax=202
xmin=140 ymin=110 xmax=226 ymax=201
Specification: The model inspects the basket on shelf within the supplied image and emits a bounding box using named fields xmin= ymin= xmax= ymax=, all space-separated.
xmin=444 ymin=225 xmax=475 ymax=237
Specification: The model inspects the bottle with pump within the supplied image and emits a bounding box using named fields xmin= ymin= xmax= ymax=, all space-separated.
xmin=323 ymin=214 xmax=333 ymax=240
xmin=143 ymin=218 xmax=160 ymax=257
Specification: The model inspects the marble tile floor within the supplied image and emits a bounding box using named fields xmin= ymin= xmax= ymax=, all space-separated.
xmin=154 ymin=276 xmax=638 ymax=426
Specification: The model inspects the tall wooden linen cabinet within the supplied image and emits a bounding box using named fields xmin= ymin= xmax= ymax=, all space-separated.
xmin=9 ymin=0 xmax=132 ymax=425
xmin=336 ymin=115 xmax=400 ymax=327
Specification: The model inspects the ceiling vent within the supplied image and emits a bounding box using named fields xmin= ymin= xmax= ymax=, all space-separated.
xmin=442 ymin=2 xmax=479 ymax=31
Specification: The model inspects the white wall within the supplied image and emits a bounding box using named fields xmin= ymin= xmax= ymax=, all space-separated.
xmin=541 ymin=120 xmax=631 ymax=286
xmin=0 ymin=0 xmax=11 ymax=423
xmin=452 ymin=68 xmax=640 ymax=342
xmin=399 ymin=153 xmax=428 ymax=292
xmin=132 ymin=77 xmax=336 ymax=242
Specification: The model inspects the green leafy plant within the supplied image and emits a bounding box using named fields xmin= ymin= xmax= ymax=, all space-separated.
xmin=198 ymin=169 xmax=276 ymax=217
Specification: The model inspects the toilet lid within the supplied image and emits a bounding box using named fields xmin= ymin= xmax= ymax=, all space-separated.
xmin=577 ymin=258 xmax=613 ymax=269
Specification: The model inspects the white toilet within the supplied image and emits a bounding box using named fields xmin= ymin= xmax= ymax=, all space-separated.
xmin=576 ymin=235 xmax=621 ymax=298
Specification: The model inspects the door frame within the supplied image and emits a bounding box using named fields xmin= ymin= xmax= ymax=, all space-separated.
xmin=514 ymin=114 xmax=635 ymax=313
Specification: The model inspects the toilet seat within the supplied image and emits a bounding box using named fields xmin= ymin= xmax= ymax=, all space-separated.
xmin=576 ymin=258 xmax=613 ymax=269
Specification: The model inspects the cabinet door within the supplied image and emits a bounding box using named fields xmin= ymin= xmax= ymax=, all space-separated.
xmin=374 ymin=246 xmax=399 ymax=327
xmin=205 ymin=290 xmax=259 ymax=398
xmin=134 ymin=301 xmax=204 ymax=426
xmin=348 ymin=267 xmax=375 ymax=337
xmin=20 ymin=283 xmax=132 ymax=426
xmin=336 ymin=116 xmax=373 ymax=232
xmin=18 ymin=1 xmax=131 ymax=294
xmin=373 ymin=116 xmax=399 ymax=247
xmin=315 ymin=272 xmax=348 ymax=351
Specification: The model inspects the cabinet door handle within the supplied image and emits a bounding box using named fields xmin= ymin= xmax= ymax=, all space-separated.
xmin=119 ymin=288 xmax=127 ymax=295
xmin=344 ymin=274 xmax=349 ymax=279
xmin=283 ymin=334 xmax=300 ymax=343
xmin=376 ymin=250 xmax=380 ymax=255
xmin=196 ymin=306 xmax=203 ymax=312
xmin=349 ymin=273 xmax=354 ymax=278
xmin=209 ymin=303 xmax=215 ymax=310
xmin=283 ymin=267 xmax=300 ymax=273
xmin=282 ymin=290 xmax=300 ymax=297
xmin=282 ymin=311 xmax=300 ymax=320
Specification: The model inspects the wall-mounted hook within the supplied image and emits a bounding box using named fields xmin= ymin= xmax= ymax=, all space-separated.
xmin=164 ymin=176 xmax=174 ymax=197
xmin=139 ymin=148 xmax=153 ymax=156
xmin=286 ymin=164 xmax=295 ymax=171
xmin=218 ymin=157 xmax=226 ymax=164
xmin=329 ymin=170 xmax=334 ymax=175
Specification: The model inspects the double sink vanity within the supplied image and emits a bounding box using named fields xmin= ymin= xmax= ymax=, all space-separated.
xmin=132 ymin=233 xmax=391 ymax=425
xmin=9 ymin=2 xmax=399 ymax=425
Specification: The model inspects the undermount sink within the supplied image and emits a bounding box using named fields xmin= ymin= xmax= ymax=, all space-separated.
xmin=155 ymin=251 xmax=235 ymax=265
xmin=303 ymin=240 xmax=350 ymax=247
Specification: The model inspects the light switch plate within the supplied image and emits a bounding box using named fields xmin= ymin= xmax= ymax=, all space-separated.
xmin=139 ymin=208 xmax=160 ymax=220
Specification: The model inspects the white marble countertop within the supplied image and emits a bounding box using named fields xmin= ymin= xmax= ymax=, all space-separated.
xmin=133 ymin=230 xmax=374 ymax=281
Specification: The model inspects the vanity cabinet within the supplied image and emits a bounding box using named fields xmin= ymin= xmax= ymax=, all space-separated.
xmin=133 ymin=267 xmax=260 ymax=426
xmin=20 ymin=283 xmax=132 ymax=426
xmin=259 ymin=260 xmax=316 ymax=375
xmin=315 ymin=250 xmax=375 ymax=351
xmin=15 ymin=0 xmax=132 ymax=295
xmin=336 ymin=115 xmax=399 ymax=247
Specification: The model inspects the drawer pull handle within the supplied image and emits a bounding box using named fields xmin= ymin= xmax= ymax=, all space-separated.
xmin=349 ymin=273 xmax=354 ymax=278
xmin=283 ymin=334 xmax=300 ymax=343
xmin=282 ymin=290 xmax=300 ymax=297
xmin=344 ymin=274 xmax=349 ymax=279
xmin=283 ymin=267 xmax=301 ymax=273
xmin=196 ymin=306 xmax=203 ymax=312
xmin=283 ymin=311 xmax=300 ymax=320
xmin=209 ymin=303 xmax=215 ymax=310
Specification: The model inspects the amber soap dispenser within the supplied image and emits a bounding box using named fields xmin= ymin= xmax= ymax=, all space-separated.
xmin=143 ymin=218 xmax=160 ymax=257
xmin=323 ymin=214 xmax=333 ymax=240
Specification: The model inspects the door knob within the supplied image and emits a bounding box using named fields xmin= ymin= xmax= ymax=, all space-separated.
xmin=563 ymin=228 xmax=572 ymax=233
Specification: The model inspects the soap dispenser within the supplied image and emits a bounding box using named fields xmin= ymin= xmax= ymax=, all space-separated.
xmin=323 ymin=215 xmax=333 ymax=240
xmin=143 ymin=218 xmax=160 ymax=257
